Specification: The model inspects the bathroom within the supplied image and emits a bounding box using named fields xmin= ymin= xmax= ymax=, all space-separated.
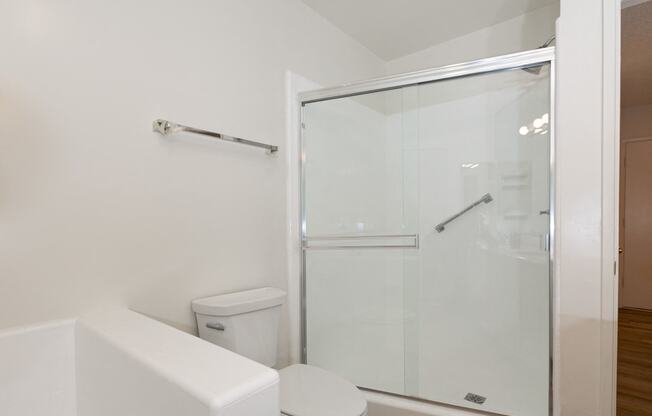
xmin=0 ymin=1 xmax=626 ymax=415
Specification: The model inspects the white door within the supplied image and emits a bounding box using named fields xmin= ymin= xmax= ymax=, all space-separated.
xmin=622 ymin=139 xmax=652 ymax=310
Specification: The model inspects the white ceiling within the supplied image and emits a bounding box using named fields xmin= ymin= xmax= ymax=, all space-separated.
xmin=622 ymin=1 xmax=652 ymax=107
xmin=301 ymin=0 xmax=558 ymax=60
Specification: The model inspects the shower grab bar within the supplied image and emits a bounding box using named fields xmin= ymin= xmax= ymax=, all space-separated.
xmin=434 ymin=193 xmax=493 ymax=233
xmin=152 ymin=119 xmax=278 ymax=154
xmin=303 ymin=234 xmax=419 ymax=250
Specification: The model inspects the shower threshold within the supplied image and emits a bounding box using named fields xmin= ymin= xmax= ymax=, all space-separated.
xmin=363 ymin=389 xmax=508 ymax=416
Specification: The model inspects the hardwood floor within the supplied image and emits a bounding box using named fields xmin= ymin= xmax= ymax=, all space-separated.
xmin=618 ymin=308 xmax=652 ymax=416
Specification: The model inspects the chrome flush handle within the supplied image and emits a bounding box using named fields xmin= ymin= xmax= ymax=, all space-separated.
xmin=206 ymin=322 xmax=225 ymax=331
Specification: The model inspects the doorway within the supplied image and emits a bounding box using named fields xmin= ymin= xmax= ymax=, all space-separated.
xmin=621 ymin=139 xmax=652 ymax=310
xmin=617 ymin=1 xmax=652 ymax=415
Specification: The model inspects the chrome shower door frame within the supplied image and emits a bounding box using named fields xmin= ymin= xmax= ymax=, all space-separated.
xmin=298 ymin=46 xmax=556 ymax=415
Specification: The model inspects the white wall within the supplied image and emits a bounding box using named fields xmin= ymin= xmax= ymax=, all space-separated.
xmin=386 ymin=4 xmax=559 ymax=74
xmin=0 ymin=0 xmax=384 ymax=367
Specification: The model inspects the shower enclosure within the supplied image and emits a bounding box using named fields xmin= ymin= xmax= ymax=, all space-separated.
xmin=298 ymin=48 xmax=554 ymax=416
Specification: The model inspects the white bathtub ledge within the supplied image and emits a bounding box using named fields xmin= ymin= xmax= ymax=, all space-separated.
xmin=76 ymin=308 xmax=279 ymax=416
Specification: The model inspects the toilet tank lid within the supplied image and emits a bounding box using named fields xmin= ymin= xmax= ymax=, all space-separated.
xmin=192 ymin=287 xmax=286 ymax=316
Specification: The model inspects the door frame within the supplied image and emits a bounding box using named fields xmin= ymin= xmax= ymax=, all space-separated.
xmin=297 ymin=47 xmax=556 ymax=414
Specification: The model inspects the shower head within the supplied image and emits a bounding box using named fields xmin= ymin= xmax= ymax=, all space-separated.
xmin=521 ymin=36 xmax=556 ymax=75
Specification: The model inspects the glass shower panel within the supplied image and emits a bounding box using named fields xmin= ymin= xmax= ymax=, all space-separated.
xmin=304 ymin=249 xmax=417 ymax=393
xmin=302 ymin=63 xmax=550 ymax=416
xmin=302 ymin=87 xmax=419 ymax=395
xmin=302 ymin=88 xmax=418 ymax=238
xmin=413 ymin=66 xmax=550 ymax=415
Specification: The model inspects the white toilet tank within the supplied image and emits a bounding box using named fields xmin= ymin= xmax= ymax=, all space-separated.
xmin=192 ymin=287 xmax=286 ymax=367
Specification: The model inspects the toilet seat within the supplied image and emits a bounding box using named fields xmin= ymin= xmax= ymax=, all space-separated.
xmin=279 ymin=364 xmax=367 ymax=416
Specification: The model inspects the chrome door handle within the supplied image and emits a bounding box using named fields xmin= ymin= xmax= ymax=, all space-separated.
xmin=206 ymin=322 xmax=225 ymax=331
xmin=303 ymin=234 xmax=419 ymax=249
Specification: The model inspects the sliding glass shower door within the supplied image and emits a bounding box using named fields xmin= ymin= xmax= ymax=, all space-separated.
xmin=301 ymin=56 xmax=552 ymax=416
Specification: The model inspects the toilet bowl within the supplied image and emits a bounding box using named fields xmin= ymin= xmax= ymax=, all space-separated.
xmin=192 ymin=287 xmax=367 ymax=416
xmin=279 ymin=363 xmax=367 ymax=416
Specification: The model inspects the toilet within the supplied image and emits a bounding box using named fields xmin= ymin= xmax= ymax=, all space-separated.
xmin=192 ymin=287 xmax=367 ymax=416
